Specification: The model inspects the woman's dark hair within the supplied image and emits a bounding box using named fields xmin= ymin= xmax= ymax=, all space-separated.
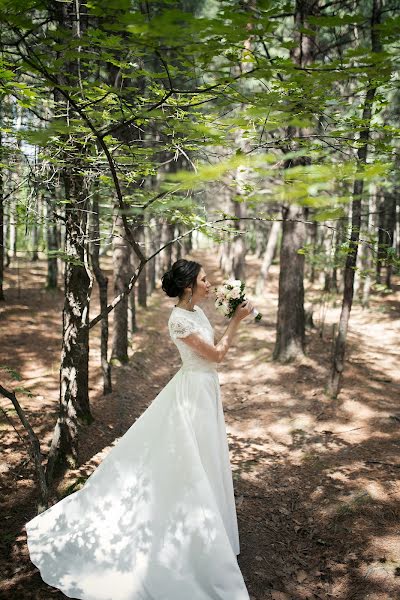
xmin=161 ymin=259 xmax=202 ymax=299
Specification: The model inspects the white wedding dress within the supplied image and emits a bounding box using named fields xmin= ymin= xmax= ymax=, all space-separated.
xmin=26 ymin=305 xmax=249 ymax=600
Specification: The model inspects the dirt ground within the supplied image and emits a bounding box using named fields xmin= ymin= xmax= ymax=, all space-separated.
xmin=1 ymin=249 xmax=399 ymax=600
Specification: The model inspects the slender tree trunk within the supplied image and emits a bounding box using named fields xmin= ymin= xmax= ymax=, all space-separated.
xmin=146 ymin=219 xmax=156 ymax=295
xmin=137 ymin=220 xmax=147 ymax=308
xmin=376 ymin=191 xmax=385 ymax=284
xmin=232 ymin=201 xmax=247 ymax=280
xmin=0 ymin=128 xmax=4 ymax=301
xmin=90 ymin=189 xmax=111 ymax=394
xmin=112 ymin=216 xmax=131 ymax=362
xmin=328 ymin=0 xmax=381 ymax=397
xmin=31 ymin=216 xmax=39 ymax=261
xmin=361 ymin=191 xmax=375 ymax=308
xmin=183 ymin=230 xmax=192 ymax=255
xmin=174 ymin=226 xmax=182 ymax=261
xmin=256 ymin=220 xmax=280 ymax=295
xmin=47 ymin=173 xmax=92 ymax=479
xmin=273 ymin=204 xmax=306 ymax=361
xmin=9 ymin=198 xmax=17 ymax=259
xmin=46 ymin=198 xmax=58 ymax=289
xmin=128 ymin=279 xmax=137 ymax=334
xmin=384 ymin=191 xmax=396 ymax=289
xmin=309 ymin=222 xmax=318 ymax=284
xmin=160 ymin=221 xmax=173 ymax=273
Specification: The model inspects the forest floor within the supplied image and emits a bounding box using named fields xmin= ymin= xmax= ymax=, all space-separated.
xmin=1 ymin=249 xmax=400 ymax=600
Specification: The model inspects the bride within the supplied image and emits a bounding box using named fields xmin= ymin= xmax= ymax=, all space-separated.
xmin=26 ymin=258 xmax=254 ymax=600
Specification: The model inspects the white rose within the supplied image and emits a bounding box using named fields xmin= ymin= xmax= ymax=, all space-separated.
xmin=230 ymin=287 xmax=241 ymax=299
xmin=225 ymin=279 xmax=235 ymax=287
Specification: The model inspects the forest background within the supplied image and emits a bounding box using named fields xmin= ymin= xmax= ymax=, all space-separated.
xmin=1 ymin=0 xmax=400 ymax=598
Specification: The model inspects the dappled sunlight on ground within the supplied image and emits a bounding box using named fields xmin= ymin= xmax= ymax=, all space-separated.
xmin=1 ymin=252 xmax=400 ymax=599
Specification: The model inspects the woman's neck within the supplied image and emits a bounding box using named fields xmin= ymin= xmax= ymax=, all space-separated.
xmin=175 ymin=299 xmax=196 ymax=312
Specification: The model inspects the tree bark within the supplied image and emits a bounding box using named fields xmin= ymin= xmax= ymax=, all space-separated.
xmin=273 ymin=204 xmax=306 ymax=361
xmin=46 ymin=197 xmax=58 ymax=289
xmin=328 ymin=0 xmax=382 ymax=397
xmin=361 ymin=190 xmax=375 ymax=308
xmin=112 ymin=216 xmax=131 ymax=363
xmin=0 ymin=128 xmax=4 ymax=301
xmin=90 ymin=189 xmax=111 ymax=394
xmin=47 ymin=172 xmax=92 ymax=479
xmin=31 ymin=217 xmax=39 ymax=261
xmin=146 ymin=219 xmax=156 ymax=295
xmin=376 ymin=191 xmax=385 ymax=284
xmin=9 ymin=197 xmax=17 ymax=259
xmin=160 ymin=221 xmax=174 ymax=273
xmin=384 ymin=191 xmax=396 ymax=289
xmin=232 ymin=201 xmax=247 ymax=281
xmin=137 ymin=219 xmax=147 ymax=308
xmin=256 ymin=220 xmax=280 ymax=295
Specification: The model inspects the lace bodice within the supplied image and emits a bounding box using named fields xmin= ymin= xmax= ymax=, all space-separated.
xmin=168 ymin=305 xmax=217 ymax=371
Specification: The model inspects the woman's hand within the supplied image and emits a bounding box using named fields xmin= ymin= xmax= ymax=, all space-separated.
xmin=233 ymin=300 xmax=254 ymax=322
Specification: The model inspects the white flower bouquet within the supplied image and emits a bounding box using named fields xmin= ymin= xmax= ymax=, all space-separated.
xmin=214 ymin=279 xmax=262 ymax=321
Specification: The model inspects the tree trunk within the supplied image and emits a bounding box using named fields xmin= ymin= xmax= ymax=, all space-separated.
xmin=273 ymin=204 xmax=306 ymax=361
xmin=137 ymin=220 xmax=147 ymax=308
xmin=232 ymin=201 xmax=247 ymax=281
xmin=361 ymin=191 xmax=375 ymax=308
xmin=273 ymin=0 xmax=318 ymax=362
xmin=46 ymin=198 xmax=58 ymax=289
xmin=0 ymin=128 xmax=4 ymax=301
xmin=47 ymin=173 xmax=92 ymax=479
xmin=256 ymin=220 xmax=280 ymax=295
xmin=9 ymin=198 xmax=17 ymax=259
xmin=308 ymin=222 xmax=318 ymax=284
xmin=90 ymin=189 xmax=111 ymax=394
xmin=128 ymin=279 xmax=137 ymax=334
xmin=31 ymin=217 xmax=39 ymax=261
xmin=384 ymin=191 xmax=396 ymax=289
xmin=146 ymin=219 xmax=156 ymax=295
xmin=160 ymin=221 xmax=174 ymax=273
xmin=328 ymin=0 xmax=381 ymax=397
xmin=376 ymin=191 xmax=385 ymax=284
xmin=112 ymin=216 xmax=131 ymax=363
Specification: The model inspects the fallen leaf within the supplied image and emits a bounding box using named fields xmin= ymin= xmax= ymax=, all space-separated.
xmin=296 ymin=569 xmax=307 ymax=583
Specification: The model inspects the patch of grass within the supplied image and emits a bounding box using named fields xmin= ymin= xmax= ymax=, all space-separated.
xmin=0 ymin=365 xmax=22 ymax=381
xmin=301 ymin=450 xmax=328 ymax=470
xmin=14 ymin=386 xmax=34 ymax=398
xmin=333 ymin=491 xmax=373 ymax=518
xmin=0 ymin=532 xmax=15 ymax=546
xmin=60 ymin=476 xmax=88 ymax=498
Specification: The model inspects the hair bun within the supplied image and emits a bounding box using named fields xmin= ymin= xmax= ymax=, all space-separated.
xmin=161 ymin=269 xmax=181 ymax=298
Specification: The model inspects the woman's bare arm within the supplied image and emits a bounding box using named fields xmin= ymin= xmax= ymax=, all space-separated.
xmin=180 ymin=301 xmax=254 ymax=364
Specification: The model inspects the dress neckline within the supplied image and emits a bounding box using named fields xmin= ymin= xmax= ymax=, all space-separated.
xmin=173 ymin=305 xmax=198 ymax=313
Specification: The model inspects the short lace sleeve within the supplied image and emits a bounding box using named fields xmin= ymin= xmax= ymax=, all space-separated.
xmin=169 ymin=315 xmax=199 ymax=340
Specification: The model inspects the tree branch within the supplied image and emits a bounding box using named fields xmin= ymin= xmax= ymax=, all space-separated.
xmin=0 ymin=385 xmax=48 ymax=510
